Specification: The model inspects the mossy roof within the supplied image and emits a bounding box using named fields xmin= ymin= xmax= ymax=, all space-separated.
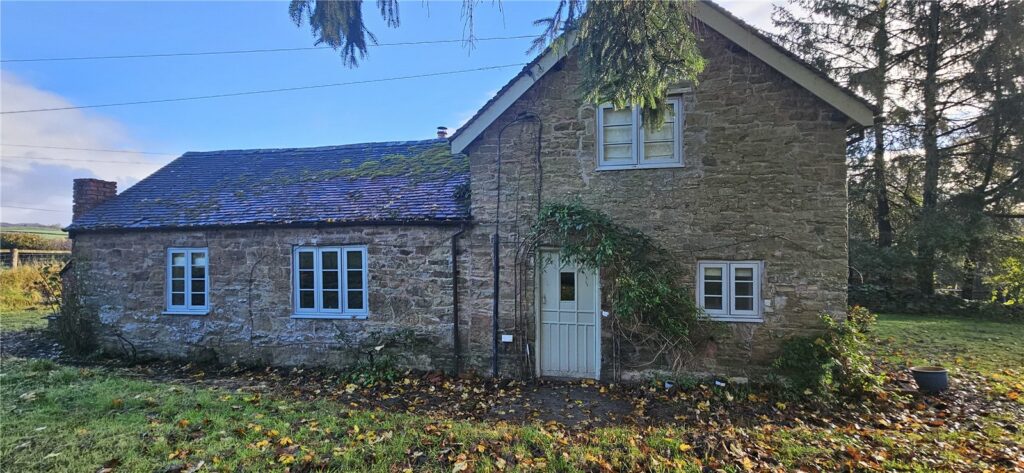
xmin=67 ymin=138 xmax=471 ymax=232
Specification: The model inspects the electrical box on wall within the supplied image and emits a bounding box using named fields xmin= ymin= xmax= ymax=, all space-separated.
xmin=501 ymin=334 xmax=513 ymax=343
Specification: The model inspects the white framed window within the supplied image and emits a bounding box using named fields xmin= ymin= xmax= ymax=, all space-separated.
xmin=292 ymin=246 xmax=368 ymax=318
xmin=697 ymin=261 xmax=762 ymax=322
xmin=166 ymin=248 xmax=209 ymax=314
xmin=597 ymin=97 xmax=683 ymax=170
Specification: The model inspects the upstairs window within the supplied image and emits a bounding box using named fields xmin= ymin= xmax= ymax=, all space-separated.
xmin=697 ymin=261 xmax=762 ymax=322
xmin=293 ymin=246 xmax=368 ymax=318
xmin=597 ymin=97 xmax=683 ymax=170
xmin=166 ymin=248 xmax=209 ymax=314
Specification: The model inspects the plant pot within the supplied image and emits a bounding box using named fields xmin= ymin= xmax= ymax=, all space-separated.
xmin=910 ymin=366 xmax=949 ymax=393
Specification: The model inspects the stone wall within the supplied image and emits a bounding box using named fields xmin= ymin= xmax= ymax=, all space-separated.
xmin=459 ymin=25 xmax=851 ymax=378
xmin=71 ymin=225 xmax=465 ymax=370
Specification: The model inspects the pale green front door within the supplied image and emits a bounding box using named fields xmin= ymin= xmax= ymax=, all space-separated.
xmin=538 ymin=252 xmax=600 ymax=379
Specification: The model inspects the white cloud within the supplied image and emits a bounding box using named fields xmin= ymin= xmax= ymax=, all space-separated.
xmin=0 ymin=72 xmax=171 ymax=226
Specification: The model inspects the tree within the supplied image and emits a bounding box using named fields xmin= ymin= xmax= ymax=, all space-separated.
xmin=287 ymin=0 xmax=705 ymax=126
xmin=775 ymin=0 xmax=1024 ymax=302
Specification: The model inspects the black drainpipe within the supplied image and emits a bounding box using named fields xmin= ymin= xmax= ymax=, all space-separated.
xmin=450 ymin=224 xmax=467 ymax=376
xmin=493 ymin=111 xmax=541 ymax=378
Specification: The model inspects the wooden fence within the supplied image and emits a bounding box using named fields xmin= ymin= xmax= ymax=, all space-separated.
xmin=0 ymin=249 xmax=71 ymax=268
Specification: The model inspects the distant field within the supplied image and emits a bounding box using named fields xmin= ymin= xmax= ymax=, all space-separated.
xmin=0 ymin=226 xmax=67 ymax=239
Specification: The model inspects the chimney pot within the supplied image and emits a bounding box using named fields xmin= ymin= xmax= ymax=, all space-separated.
xmin=72 ymin=178 xmax=117 ymax=222
xmin=436 ymin=126 xmax=449 ymax=139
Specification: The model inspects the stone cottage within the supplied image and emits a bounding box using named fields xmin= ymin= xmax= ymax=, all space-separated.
xmin=66 ymin=1 xmax=876 ymax=380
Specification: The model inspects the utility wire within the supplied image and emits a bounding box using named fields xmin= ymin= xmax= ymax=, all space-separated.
xmin=1 ymin=205 xmax=63 ymax=212
xmin=1 ymin=63 xmax=526 ymax=114
xmin=1 ymin=155 xmax=159 ymax=165
xmin=0 ymin=144 xmax=177 ymax=156
xmin=1 ymin=34 xmax=537 ymax=63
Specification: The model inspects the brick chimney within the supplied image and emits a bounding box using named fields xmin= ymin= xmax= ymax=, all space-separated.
xmin=73 ymin=178 xmax=117 ymax=221
xmin=436 ymin=126 xmax=448 ymax=139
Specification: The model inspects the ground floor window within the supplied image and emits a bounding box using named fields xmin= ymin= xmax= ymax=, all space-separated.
xmin=697 ymin=261 xmax=762 ymax=322
xmin=166 ymin=248 xmax=208 ymax=314
xmin=293 ymin=246 xmax=368 ymax=318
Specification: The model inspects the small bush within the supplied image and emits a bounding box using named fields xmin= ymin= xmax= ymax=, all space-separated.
xmin=771 ymin=306 xmax=884 ymax=400
xmin=49 ymin=266 xmax=99 ymax=356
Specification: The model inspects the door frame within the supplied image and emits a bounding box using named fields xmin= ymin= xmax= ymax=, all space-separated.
xmin=534 ymin=249 xmax=602 ymax=379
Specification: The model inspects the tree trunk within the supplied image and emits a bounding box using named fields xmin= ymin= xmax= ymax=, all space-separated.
xmin=872 ymin=6 xmax=894 ymax=249
xmin=916 ymin=0 xmax=942 ymax=296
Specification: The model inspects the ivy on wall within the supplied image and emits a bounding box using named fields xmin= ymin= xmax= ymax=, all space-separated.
xmin=528 ymin=201 xmax=716 ymax=372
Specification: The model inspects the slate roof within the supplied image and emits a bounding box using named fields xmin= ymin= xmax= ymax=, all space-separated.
xmin=67 ymin=139 xmax=471 ymax=232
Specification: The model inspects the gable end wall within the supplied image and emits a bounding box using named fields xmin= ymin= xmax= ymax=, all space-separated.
xmin=459 ymin=24 xmax=851 ymax=378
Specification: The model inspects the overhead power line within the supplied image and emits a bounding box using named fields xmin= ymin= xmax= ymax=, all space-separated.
xmin=1 ymin=205 xmax=63 ymax=213
xmin=1 ymin=155 xmax=158 ymax=165
xmin=0 ymin=63 xmax=526 ymax=114
xmin=0 ymin=144 xmax=177 ymax=156
xmin=0 ymin=34 xmax=537 ymax=63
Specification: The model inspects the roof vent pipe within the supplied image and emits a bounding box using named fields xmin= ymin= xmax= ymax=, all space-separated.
xmin=437 ymin=126 xmax=448 ymax=139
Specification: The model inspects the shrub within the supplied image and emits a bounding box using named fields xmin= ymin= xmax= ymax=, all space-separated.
xmin=43 ymin=263 xmax=99 ymax=356
xmin=771 ymin=306 xmax=884 ymax=400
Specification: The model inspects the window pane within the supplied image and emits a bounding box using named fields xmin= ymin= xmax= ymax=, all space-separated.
xmin=735 ymin=281 xmax=753 ymax=297
xmin=704 ymin=296 xmax=723 ymax=310
xmin=704 ymin=281 xmax=722 ymax=296
xmin=735 ymin=297 xmax=753 ymax=311
xmin=602 ymin=108 xmax=632 ymax=126
xmin=172 ymin=280 xmax=185 ymax=292
xmin=603 ymin=125 xmax=633 ymax=144
xmin=644 ymin=122 xmax=674 ymax=141
xmin=735 ymin=267 xmax=754 ymax=280
xmin=346 ymin=250 xmax=363 ymax=270
xmin=704 ymin=267 xmax=723 ymax=279
xmin=191 ymin=266 xmax=205 ymax=279
xmin=603 ymin=143 xmax=633 ymax=161
xmin=298 ymin=251 xmax=314 ymax=270
xmin=171 ymin=253 xmax=186 ymax=266
xmin=191 ymin=293 xmax=206 ymax=307
xmin=172 ymin=293 xmax=185 ymax=306
xmin=299 ymin=290 xmax=315 ymax=309
xmin=559 ymin=272 xmax=575 ymax=302
xmin=191 ymin=279 xmax=205 ymax=293
xmin=347 ymin=291 xmax=364 ymax=310
xmin=347 ymin=270 xmax=363 ymax=290
xmin=298 ymin=271 xmax=315 ymax=290
xmin=191 ymin=252 xmax=207 ymax=266
xmin=321 ymin=251 xmax=339 ymax=270
xmin=323 ymin=291 xmax=340 ymax=309
xmin=643 ymin=141 xmax=675 ymax=161
xmin=322 ymin=270 xmax=339 ymax=290
xmin=172 ymin=266 xmax=185 ymax=278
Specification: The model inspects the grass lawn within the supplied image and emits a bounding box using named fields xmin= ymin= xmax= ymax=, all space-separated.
xmin=0 ymin=308 xmax=50 ymax=333
xmin=0 ymin=314 xmax=1021 ymax=472
xmin=0 ymin=226 xmax=67 ymax=239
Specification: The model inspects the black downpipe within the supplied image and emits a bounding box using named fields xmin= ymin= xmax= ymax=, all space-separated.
xmin=450 ymin=225 xmax=467 ymax=376
xmin=493 ymin=112 xmax=541 ymax=378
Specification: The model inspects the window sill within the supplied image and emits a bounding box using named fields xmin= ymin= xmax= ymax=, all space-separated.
xmin=162 ymin=310 xmax=209 ymax=316
xmin=290 ymin=314 xmax=368 ymax=320
xmin=596 ymin=163 xmax=685 ymax=172
xmin=706 ymin=315 xmax=763 ymax=323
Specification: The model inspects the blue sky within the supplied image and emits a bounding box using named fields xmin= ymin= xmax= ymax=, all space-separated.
xmin=0 ymin=1 xmax=774 ymax=225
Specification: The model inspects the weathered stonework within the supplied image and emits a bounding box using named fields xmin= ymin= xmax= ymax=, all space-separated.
xmin=73 ymin=225 xmax=465 ymax=370
xmin=72 ymin=23 xmax=851 ymax=380
xmin=458 ymin=25 xmax=850 ymax=379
